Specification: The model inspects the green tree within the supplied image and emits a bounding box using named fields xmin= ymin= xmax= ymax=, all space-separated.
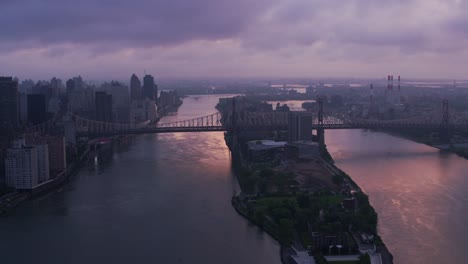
xmin=358 ymin=253 xmax=371 ymax=264
xmin=297 ymin=194 xmax=310 ymax=209
xmin=259 ymin=168 xmax=274 ymax=178
xmin=278 ymin=218 xmax=294 ymax=245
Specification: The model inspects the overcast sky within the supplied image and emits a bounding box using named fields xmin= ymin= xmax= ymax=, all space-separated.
xmin=1 ymin=0 xmax=467 ymax=80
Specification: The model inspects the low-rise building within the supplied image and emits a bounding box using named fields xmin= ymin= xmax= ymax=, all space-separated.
xmin=286 ymin=141 xmax=320 ymax=160
xmin=247 ymin=140 xmax=286 ymax=163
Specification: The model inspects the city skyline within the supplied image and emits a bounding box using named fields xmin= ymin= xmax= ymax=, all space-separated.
xmin=2 ymin=0 xmax=468 ymax=80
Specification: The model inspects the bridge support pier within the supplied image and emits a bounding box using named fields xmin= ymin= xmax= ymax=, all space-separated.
xmin=317 ymin=128 xmax=325 ymax=147
xmin=317 ymin=97 xmax=325 ymax=147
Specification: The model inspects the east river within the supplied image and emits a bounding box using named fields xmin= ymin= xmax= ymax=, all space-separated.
xmin=1 ymin=95 xmax=467 ymax=264
xmin=327 ymin=130 xmax=468 ymax=264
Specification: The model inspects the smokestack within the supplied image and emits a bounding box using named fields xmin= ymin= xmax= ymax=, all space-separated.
xmin=398 ymin=76 xmax=401 ymax=91
xmin=387 ymin=75 xmax=391 ymax=90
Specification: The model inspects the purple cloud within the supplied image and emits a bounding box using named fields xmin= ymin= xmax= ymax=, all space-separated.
xmin=1 ymin=0 xmax=273 ymax=48
xmin=1 ymin=0 xmax=468 ymax=79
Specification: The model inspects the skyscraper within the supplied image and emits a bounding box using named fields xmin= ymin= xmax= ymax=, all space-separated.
xmin=95 ymin=91 xmax=113 ymax=122
xmin=5 ymin=144 xmax=39 ymax=189
xmin=27 ymin=94 xmax=47 ymax=125
xmin=130 ymin=74 xmax=142 ymax=100
xmin=108 ymin=81 xmax=130 ymax=123
xmin=142 ymin=74 xmax=157 ymax=101
xmin=0 ymin=77 xmax=19 ymax=127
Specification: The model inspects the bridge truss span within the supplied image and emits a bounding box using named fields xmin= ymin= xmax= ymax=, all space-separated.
xmin=71 ymin=98 xmax=468 ymax=138
xmin=156 ymin=112 xmax=222 ymax=128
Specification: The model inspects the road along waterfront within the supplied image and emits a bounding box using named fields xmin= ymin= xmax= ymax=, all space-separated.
xmin=0 ymin=95 xmax=281 ymax=264
xmin=327 ymin=129 xmax=468 ymax=264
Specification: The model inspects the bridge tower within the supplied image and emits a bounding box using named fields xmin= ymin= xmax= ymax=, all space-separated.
xmin=440 ymin=98 xmax=450 ymax=143
xmin=317 ymin=97 xmax=325 ymax=147
xmin=230 ymin=97 xmax=237 ymax=131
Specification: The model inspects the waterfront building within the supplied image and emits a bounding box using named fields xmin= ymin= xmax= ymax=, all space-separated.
xmin=45 ymin=137 xmax=66 ymax=175
xmin=0 ymin=77 xmax=19 ymax=128
xmin=27 ymin=94 xmax=47 ymax=125
xmin=130 ymin=74 xmax=142 ymax=100
xmin=130 ymin=98 xmax=158 ymax=126
xmin=35 ymin=144 xmax=49 ymax=183
xmin=95 ymin=91 xmax=113 ymax=122
xmin=5 ymin=139 xmax=50 ymax=189
xmin=142 ymin=74 xmax=157 ymax=101
xmin=288 ymin=112 xmax=313 ymax=142
xmin=159 ymin=90 xmax=180 ymax=110
xmin=25 ymin=135 xmax=66 ymax=177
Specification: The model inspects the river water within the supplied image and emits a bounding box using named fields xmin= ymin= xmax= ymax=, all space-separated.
xmin=0 ymin=95 xmax=281 ymax=264
xmin=2 ymin=95 xmax=467 ymax=264
xmin=327 ymin=130 xmax=468 ymax=264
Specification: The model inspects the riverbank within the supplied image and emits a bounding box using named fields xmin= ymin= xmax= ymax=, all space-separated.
xmin=377 ymin=129 xmax=468 ymax=159
xmin=1 ymin=97 xmax=185 ymax=216
xmin=0 ymin=146 xmax=91 ymax=216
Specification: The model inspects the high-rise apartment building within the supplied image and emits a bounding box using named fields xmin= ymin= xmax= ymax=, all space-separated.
xmin=0 ymin=77 xmax=19 ymax=127
xmin=95 ymin=91 xmax=113 ymax=122
xmin=25 ymin=135 xmax=67 ymax=177
xmin=45 ymin=137 xmax=66 ymax=175
xmin=27 ymin=94 xmax=47 ymax=125
xmin=35 ymin=144 xmax=49 ymax=183
xmin=66 ymin=78 xmax=74 ymax=94
xmin=5 ymin=139 xmax=50 ymax=189
xmin=288 ymin=112 xmax=313 ymax=142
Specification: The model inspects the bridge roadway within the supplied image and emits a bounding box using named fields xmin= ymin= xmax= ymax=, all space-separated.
xmin=74 ymin=109 xmax=468 ymax=137
xmin=77 ymin=123 xmax=468 ymax=137
xmin=310 ymin=123 xmax=465 ymax=130
xmin=78 ymin=126 xmax=227 ymax=137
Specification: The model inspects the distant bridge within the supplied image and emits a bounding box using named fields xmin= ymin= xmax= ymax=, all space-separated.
xmin=29 ymin=99 xmax=468 ymax=143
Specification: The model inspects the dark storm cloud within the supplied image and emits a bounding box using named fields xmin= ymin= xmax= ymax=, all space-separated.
xmin=1 ymin=0 xmax=464 ymax=54
xmin=0 ymin=0 xmax=274 ymax=48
